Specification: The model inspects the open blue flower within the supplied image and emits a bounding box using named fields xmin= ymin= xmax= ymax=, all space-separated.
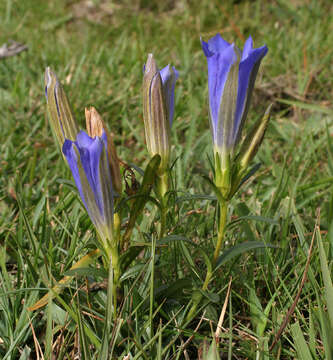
xmin=62 ymin=130 xmax=114 ymax=242
xmin=201 ymin=34 xmax=268 ymax=153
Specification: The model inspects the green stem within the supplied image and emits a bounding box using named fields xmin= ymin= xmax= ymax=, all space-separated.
xmin=156 ymin=171 xmax=168 ymax=239
xmin=186 ymin=200 xmax=229 ymax=322
xmin=102 ymin=216 xmax=122 ymax=319
xmin=213 ymin=200 xmax=228 ymax=265
xmin=110 ymin=245 xmax=120 ymax=318
xmin=149 ymin=235 xmax=156 ymax=340
xmin=186 ymin=270 xmax=212 ymax=322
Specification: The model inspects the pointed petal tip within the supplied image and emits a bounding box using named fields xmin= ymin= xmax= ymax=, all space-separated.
xmin=145 ymin=53 xmax=158 ymax=74
xmin=62 ymin=138 xmax=74 ymax=157
xmin=201 ymin=39 xmax=212 ymax=57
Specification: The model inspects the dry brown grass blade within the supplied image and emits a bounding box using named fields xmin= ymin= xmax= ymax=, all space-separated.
xmin=215 ymin=276 xmax=232 ymax=344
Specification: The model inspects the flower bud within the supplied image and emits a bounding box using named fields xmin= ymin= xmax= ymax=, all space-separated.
xmin=63 ymin=130 xmax=114 ymax=245
xmin=85 ymin=106 xmax=122 ymax=195
xmin=238 ymin=104 xmax=272 ymax=171
xmin=143 ymin=54 xmax=178 ymax=173
xmin=44 ymin=67 xmax=79 ymax=147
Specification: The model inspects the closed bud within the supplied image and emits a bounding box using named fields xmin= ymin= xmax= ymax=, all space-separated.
xmin=143 ymin=54 xmax=178 ymax=173
xmin=238 ymin=104 xmax=272 ymax=171
xmin=44 ymin=67 xmax=79 ymax=147
xmin=85 ymin=107 xmax=122 ymax=195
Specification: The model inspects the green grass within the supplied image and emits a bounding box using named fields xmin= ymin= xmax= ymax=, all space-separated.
xmin=0 ymin=0 xmax=333 ymax=358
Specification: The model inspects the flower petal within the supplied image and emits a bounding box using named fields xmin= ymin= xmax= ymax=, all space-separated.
xmin=217 ymin=47 xmax=241 ymax=150
xmin=63 ymin=131 xmax=114 ymax=241
xmin=232 ymin=43 xmax=268 ymax=144
xmin=241 ymin=36 xmax=254 ymax=60
xmin=45 ymin=67 xmax=79 ymax=147
xmin=62 ymin=139 xmax=86 ymax=208
xmin=160 ymin=65 xmax=179 ymax=126
xmin=204 ymin=43 xmax=238 ymax=141
xmin=76 ymin=135 xmax=105 ymax=215
xmin=202 ymin=34 xmax=231 ymax=57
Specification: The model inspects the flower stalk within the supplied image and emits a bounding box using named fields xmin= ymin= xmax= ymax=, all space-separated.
xmin=213 ymin=200 xmax=229 ymax=264
xmin=156 ymin=171 xmax=169 ymax=238
xmin=142 ymin=53 xmax=178 ymax=238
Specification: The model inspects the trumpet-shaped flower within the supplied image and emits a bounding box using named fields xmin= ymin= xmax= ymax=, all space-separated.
xmin=62 ymin=130 xmax=114 ymax=243
xmin=143 ymin=54 xmax=178 ymax=172
xmin=201 ymin=34 xmax=268 ymax=155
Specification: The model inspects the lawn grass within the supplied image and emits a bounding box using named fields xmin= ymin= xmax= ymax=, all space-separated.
xmin=0 ymin=0 xmax=333 ymax=358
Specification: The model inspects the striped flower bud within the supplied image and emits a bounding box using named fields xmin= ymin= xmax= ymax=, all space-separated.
xmin=44 ymin=67 xmax=79 ymax=147
xmin=85 ymin=106 xmax=122 ymax=195
xmin=143 ymin=54 xmax=178 ymax=173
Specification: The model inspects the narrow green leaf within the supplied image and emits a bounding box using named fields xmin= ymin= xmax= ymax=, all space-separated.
xmin=229 ymin=215 xmax=279 ymax=226
xmin=28 ymin=249 xmax=101 ymax=311
xmin=249 ymin=287 xmax=264 ymax=334
xmin=99 ymin=261 xmax=114 ymax=360
xmin=155 ymin=279 xmax=192 ymax=300
xmin=277 ymin=98 xmax=333 ymax=115
xmin=77 ymin=295 xmax=91 ymax=360
xmin=158 ymin=235 xmax=197 ymax=247
xmin=64 ymin=267 xmax=107 ymax=278
xmin=315 ymin=286 xmax=333 ymax=359
xmin=215 ymin=242 xmax=277 ymax=270
xmin=176 ymin=194 xmax=217 ymax=204
xmin=317 ymin=228 xmax=333 ymax=330
xmin=290 ymin=321 xmax=313 ymax=360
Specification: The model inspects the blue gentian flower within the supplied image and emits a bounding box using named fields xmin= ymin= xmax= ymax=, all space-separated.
xmin=62 ymin=130 xmax=114 ymax=243
xmin=143 ymin=54 xmax=179 ymax=172
xmin=201 ymin=34 xmax=268 ymax=154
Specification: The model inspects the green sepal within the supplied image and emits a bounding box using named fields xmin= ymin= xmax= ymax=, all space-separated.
xmin=229 ymin=162 xmax=262 ymax=199
xmin=202 ymin=174 xmax=226 ymax=204
xmin=237 ymin=103 xmax=272 ymax=172
xmin=214 ymin=150 xmax=231 ymax=198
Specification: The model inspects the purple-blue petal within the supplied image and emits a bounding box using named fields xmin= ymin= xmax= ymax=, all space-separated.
xmin=241 ymin=36 xmax=254 ymax=60
xmin=76 ymin=130 xmax=95 ymax=147
xmin=76 ymin=136 xmax=105 ymax=215
xmin=62 ymin=139 xmax=88 ymax=210
xmin=63 ymin=130 xmax=113 ymax=229
xmin=160 ymin=65 xmax=179 ymax=126
xmin=205 ymin=34 xmax=231 ymax=55
xmin=202 ymin=33 xmax=268 ymax=149
xmin=232 ymin=44 xmax=268 ymax=143
xmin=205 ymin=43 xmax=238 ymax=138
